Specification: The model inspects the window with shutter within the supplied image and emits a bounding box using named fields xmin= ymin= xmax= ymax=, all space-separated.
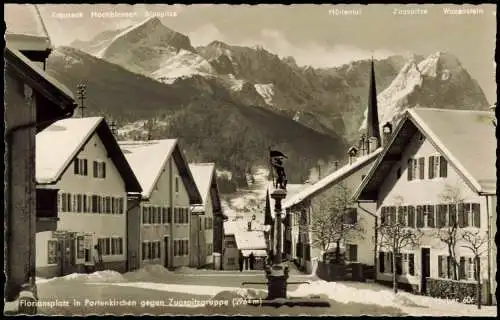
xmin=168 ymin=208 xmax=172 ymax=223
xmin=407 ymin=159 xmax=413 ymax=181
xmin=418 ymin=157 xmax=425 ymax=179
xmin=379 ymin=252 xmax=385 ymax=273
xmin=119 ymin=238 xmax=123 ymax=255
xmin=472 ymin=203 xmax=480 ymax=228
xmin=463 ymin=203 xmax=471 ymax=227
xmin=83 ymin=159 xmax=88 ymax=176
xmin=439 ymin=156 xmax=447 ymax=178
xmin=428 ymin=156 xmax=435 ymax=179
xmin=388 ymin=252 xmax=393 ymax=273
xmin=459 ymin=257 xmax=466 ymax=280
xmin=416 ymin=206 xmax=424 ymax=228
xmin=347 ymin=244 xmax=358 ymax=261
xmin=74 ymin=159 xmax=79 ymax=174
xmin=185 ymin=240 xmax=189 ymax=255
xmin=142 ymin=207 xmax=147 ymax=224
xmin=425 ymin=205 xmax=435 ymax=228
xmin=407 ymin=206 xmax=415 ymax=228
xmin=93 ymin=161 xmax=98 ymax=178
xmin=102 ymin=162 xmax=106 ymax=178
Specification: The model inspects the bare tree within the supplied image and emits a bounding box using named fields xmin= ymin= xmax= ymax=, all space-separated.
xmin=378 ymin=195 xmax=423 ymax=294
xmin=434 ymin=184 xmax=464 ymax=280
xmin=461 ymin=229 xmax=488 ymax=309
xmin=311 ymin=183 xmax=364 ymax=263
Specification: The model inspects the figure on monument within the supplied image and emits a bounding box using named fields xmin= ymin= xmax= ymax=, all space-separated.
xmin=269 ymin=149 xmax=288 ymax=190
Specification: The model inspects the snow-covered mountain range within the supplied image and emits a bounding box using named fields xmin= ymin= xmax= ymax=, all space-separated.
xmin=46 ymin=17 xmax=490 ymax=189
xmin=70 ymin=17 xmax=489 ymax=142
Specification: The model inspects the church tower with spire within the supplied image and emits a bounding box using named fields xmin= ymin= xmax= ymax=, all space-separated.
xmin=366 ymin=57 xmax=381 ymax=154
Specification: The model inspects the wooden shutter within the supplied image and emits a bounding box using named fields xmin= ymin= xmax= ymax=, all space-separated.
xmin=167 ymin=208 xmax=172 ymax=223
xmin=449 ymin=204 xmax=457 ymax=228
xmin=472 ymin=203 xmax=480 ymax=228
xmin=439 ymin=156 xmax=447 ymax=178
xmin=74 ymin=158 xmax=79 ymax=174
xmin=437 ymin=205 xmax=447 ymax=228
xmin=418 ymin=157 xmax=425 ymax=179
xmin=428 ymin=156 xmax=435 ymax=179
xmin=379 ymin=252 xmax=385 ymax=273
xmin=83 ymin=159 xmax=87 ymax=176
xmin=438 ymin=255 xmax=443 ymax=278
xmin=407 ymin=159 xmax=413 ymax=181
xmin=408 ymin=254 xmax=415 ymax=275
xmin=93 ymin=161 xmax=98 ymax=178
xmin=389 ymin=253 xmax=393 ymax=273
xmin=381 ymin=207 xmax=386 ymax=225
xmin=457 ymin=203 xmax=465 ymax=228
xmin=416 ymin=205 xmax=424 ymax=228
xmin=102 ymin=162 xmax=106 ymax=178
xmin=390 ymin=207 xmax=396 ymax=225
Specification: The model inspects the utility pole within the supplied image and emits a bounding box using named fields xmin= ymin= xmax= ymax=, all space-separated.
xmin=76 ymin=82 xmax=87 ymax=118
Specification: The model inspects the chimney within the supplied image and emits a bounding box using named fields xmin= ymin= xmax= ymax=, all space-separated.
xmin=348 ymin=146 xmax=358 ymax=165
xmin=368 ymin=137 xmax=379 ymax=153
xmin=382 ymin=122 xmax=393 ymax=147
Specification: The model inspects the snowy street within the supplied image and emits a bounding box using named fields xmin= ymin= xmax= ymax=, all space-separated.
xmin=14 ymin=266 xmax=494 ymax=316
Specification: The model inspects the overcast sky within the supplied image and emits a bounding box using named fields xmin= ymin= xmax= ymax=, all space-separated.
xmin=32 ymin=4 xmax=497 ymax=103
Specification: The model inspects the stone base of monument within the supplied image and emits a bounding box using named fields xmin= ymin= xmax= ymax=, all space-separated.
xmin=242 ymin=263 xmax=331 ymax=308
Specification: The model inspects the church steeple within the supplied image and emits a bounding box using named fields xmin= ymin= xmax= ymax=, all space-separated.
xmin=366 ymin=57 xmax=381 ymax=151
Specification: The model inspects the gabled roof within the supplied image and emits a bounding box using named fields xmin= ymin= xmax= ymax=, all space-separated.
xmin=189 ymin=163 xmax=215 ymax=204
xmin=353 ymin=108 xmax=496 ymax=201
xmin=224 ymin=220 xmax=267 ymax=250
xmin=4 ymin=4 xmax=52 ymax=51
xmin=189 ymin=163 xmax=222 ymax=213
xmin=5 ymin=46 xmax=76 ymax=118
xmin=36 ymin=117 xmax=142 ymax=193
xmin=119 ymin=140 xmax=202 ymax=203
xmin=283 ymin=149 xmax=382 ymax=209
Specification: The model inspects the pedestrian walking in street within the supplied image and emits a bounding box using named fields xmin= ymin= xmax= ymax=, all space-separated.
xmin=238 ymin=251 xmax=244 ymax=272
xmin=249 ymin=252 xmax=255 ymax=270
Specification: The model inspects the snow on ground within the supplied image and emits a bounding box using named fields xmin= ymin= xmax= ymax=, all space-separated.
xmin=30 ymin=266 xmax=496 ymax=316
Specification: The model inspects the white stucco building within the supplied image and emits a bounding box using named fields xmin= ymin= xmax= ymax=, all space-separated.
xmin=35 ymin=117 xmax=142 ymax=277
xmin=353 ymin=108 xmax=496 ymax=305
xmin=119 ymin=140 xmax=203 ymax=269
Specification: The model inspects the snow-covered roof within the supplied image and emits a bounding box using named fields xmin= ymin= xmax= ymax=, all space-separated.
xmin=225 ymin=220 xmax=268 ymax=251
xmin=189 ymin=163 xmax=216 ymax=205
xmin=410 ymin=108 xmax=496 ymax=193
xmin=36 ymin=117 xmax=103 ymax=183
xmin=119 ymin=140 xmax=177 ymax=199
xmin=283 ymin=149 xmax=382 ymax=209
xmin=355 ymin=108 xmax=496 ymax=200
xmin=7 ymin=46 xmax=75 ymax=100
xmin=36 ymin=117 xmax=142 ymax=192
xmin=4 ymin=4 xmax=52 ymax=51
